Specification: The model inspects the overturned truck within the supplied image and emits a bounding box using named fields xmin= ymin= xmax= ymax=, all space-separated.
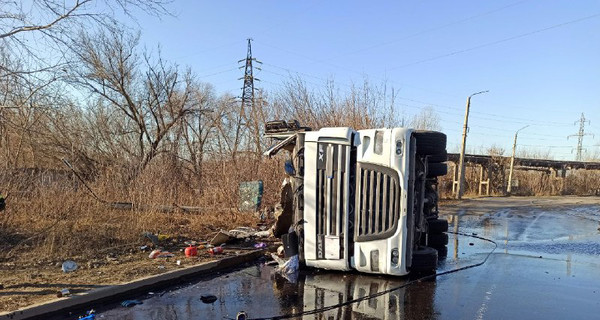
xmin=265 ymin=120 xmax=449 ymax=275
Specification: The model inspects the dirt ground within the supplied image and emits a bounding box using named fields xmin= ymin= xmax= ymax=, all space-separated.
xmin=0 ymin=239 xmax=272 ymax=313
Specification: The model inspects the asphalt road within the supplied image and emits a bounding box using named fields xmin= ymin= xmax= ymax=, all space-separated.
xmin=98 ymin=196 xmax=600 ymax=319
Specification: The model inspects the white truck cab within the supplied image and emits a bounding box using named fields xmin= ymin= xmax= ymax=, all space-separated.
xmin=265 ymin=121 xmax=448 ymax=275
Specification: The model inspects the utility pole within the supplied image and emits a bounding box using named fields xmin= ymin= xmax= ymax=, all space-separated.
xmin=233 ymin=38 xmax=262 ymax=158
xmin=456 ymin=90 xmax=489 ymax=200
xmin=507 ymin=125 xmax=529 ymax=194
xmin=568 ymin=113 xmax=592 ymax=161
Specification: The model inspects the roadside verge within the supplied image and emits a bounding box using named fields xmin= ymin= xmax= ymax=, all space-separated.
xmin=1 ymin=250 xmax=264 ymax=320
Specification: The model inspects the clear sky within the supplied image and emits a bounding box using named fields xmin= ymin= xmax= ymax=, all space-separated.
xmin=126 ymin=0 xmax=599 ymax=160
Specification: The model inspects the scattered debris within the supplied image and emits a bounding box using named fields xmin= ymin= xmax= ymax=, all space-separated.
xmin=211 ymin=231 xmax=234 ymax=246
xmin=208 ymin=246 xmax=223 ymax=255
xmin=184 ymin=245 xmax=198 ymax=257
xmin=149 ymin=249 xmax=162 ymax=259
xmin=56 ymin=288 xmax=71 ymax=297
xmin=61 ymin=260 xmax=78 ymax=273
xmin=229 ymin=227 xmax=256 ymax=239
xmin=78 ymin=310 xmax=96 ymax=320
xmin=254 ymin=230 xmax=271 ymax=238
xmin=142 ymin=232 xmax=170 ymax=246
xmin=200 ymin=295 xmax=218 ymax=304
xmin=121 ymin=299 xmax=143 ymax=307
xmin=176 ymin=260 xmax=181 ymax=266
xmin=148 ymin=249 xmax=174 ymax=259
xmin=142 ymin=232 xmax=160 ymax=246
xmin=140 ymin=245 xmax=149 ymax=252
xmin=276 ymin=246 xmax=285 ymax=257
xmin=270 ymin=253 xmax=299 ymax=283
xmin=254 ymin=242 xmax=267 ymax=249
xmin=157 ymin=265 xmax=165 ymax=269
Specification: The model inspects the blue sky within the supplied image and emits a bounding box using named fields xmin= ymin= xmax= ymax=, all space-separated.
xmin=126 ymin=0 xmax=599 ymax=160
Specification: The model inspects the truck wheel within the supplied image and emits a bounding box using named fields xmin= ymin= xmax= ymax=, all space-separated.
xmin=427 ymin=150 xmax=447 ymax=163
xmin=435 ymin=246 xmax=448 ymax=258
xmin=427 ymin=163 xmax=447 ymax=178
xmin=411 ymin=246 xmax=438 ymax=272
xmin=428 ymin=233 xmax=449 ymax=247
xmin=413 ymin=131 xmax=446 ymax=155
xmin=427 ymin=218 xmax=448 ymax=234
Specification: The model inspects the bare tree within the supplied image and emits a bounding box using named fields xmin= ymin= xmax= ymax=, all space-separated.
xmin=72 ymin=28 xmax=195 ymax=178
xmin=409 ymin=106 xmax=441 ymax=131
xmin=0 ymin=0 xmax=171 ymax=76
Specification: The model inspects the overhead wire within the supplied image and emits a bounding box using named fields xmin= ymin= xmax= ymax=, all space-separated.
xmin=317 ymin=0 xmax=532 ymax=63
xmin=389 ymin=12 xmax=600 ymax=70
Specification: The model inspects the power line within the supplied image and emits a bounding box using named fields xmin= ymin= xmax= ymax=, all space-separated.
xmin=260 ymin=61 xmax=575 ymax=128
xmin=388 ymin=12 xmax=600 ymax=70
xmin=317 ymin=0 xmax=532 ymax=63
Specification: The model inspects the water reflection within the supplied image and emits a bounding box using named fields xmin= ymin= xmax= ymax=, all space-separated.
xmin=277 ymin=270 xmax=437 ymax=320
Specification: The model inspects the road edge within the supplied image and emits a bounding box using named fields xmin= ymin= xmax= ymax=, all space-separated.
xmin=1 ymin=250 xmax=265 ymax=320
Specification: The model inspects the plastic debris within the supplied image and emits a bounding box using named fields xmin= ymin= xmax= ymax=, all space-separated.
xmin=149 ymin=249 xmax=174 ymax=259
xmin=149 ymin=249 xmax=161 ymax=259
xmin=62 ymin=260 xmax=78 ymax=273
xmin=254 ymin=242 xmax=267 ymax=249
xmin=121 ymin=299 xmax=143 ymax=307
xmin=185 ymin=245 xmax=198 ymax=257
xmin=56 ymin=288 xmax=70 ymax=297
xmin=254 ymin=230 xmax=271 ymax=238
xmin=270 ymin=253 xmax=299 ymax=283
xmin=78 ymin=310 xmax=96 ymax=320
xmin=208 ymin=246 xmax=223 ymax=255
xmin=200 ymin=295 xmax=218 ymax=304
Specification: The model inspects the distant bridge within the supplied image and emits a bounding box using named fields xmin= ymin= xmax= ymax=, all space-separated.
xmin=445 ymin=153 xmax=600 ymax=196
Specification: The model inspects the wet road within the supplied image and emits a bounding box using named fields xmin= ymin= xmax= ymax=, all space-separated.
xmin=99 ymin=197 xmax=600 ymax=319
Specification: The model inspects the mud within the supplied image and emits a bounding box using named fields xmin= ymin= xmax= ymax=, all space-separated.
xmin=97 ymin=196 xmax=600 ymax=319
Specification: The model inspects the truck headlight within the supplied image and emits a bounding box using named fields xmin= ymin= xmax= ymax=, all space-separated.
xmin=391 ymin=248 xmax=399 ymax=265
xmin=396 ymin=140 xmax=403 ymax=155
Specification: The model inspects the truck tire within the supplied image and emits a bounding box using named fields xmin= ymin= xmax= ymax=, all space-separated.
xmin=427 ymin=218 xmax=448 ymax=234
xmin=435 ymin=246 xmax=448 ymax=258
xmin=427 ymin=163 xmax=447 ymax=178
xmin=413 ymin=131 xmax=446 ymax=155
xmin=428 ymin=150 xmax=447 ymax=163
xmin=411 ymin=246 xmax=438 ymax=272
xmin=428 ymin=233 xmax=449 ymax=247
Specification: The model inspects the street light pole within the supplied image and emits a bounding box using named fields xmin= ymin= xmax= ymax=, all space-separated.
xmin=507 ymin=125 xmax=529 ymax=194
xmin=456 ymin=90 xmax=489 ymax=200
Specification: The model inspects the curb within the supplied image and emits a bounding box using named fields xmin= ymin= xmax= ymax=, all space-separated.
xmin=1 ymin=250 xmax=264 ymax=320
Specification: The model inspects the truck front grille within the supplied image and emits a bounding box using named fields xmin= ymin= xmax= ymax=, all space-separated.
xmin=356 ymin=163 xmax=401 ymax=241
xmin=315 ymin=142 xmax=351 ymax=259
